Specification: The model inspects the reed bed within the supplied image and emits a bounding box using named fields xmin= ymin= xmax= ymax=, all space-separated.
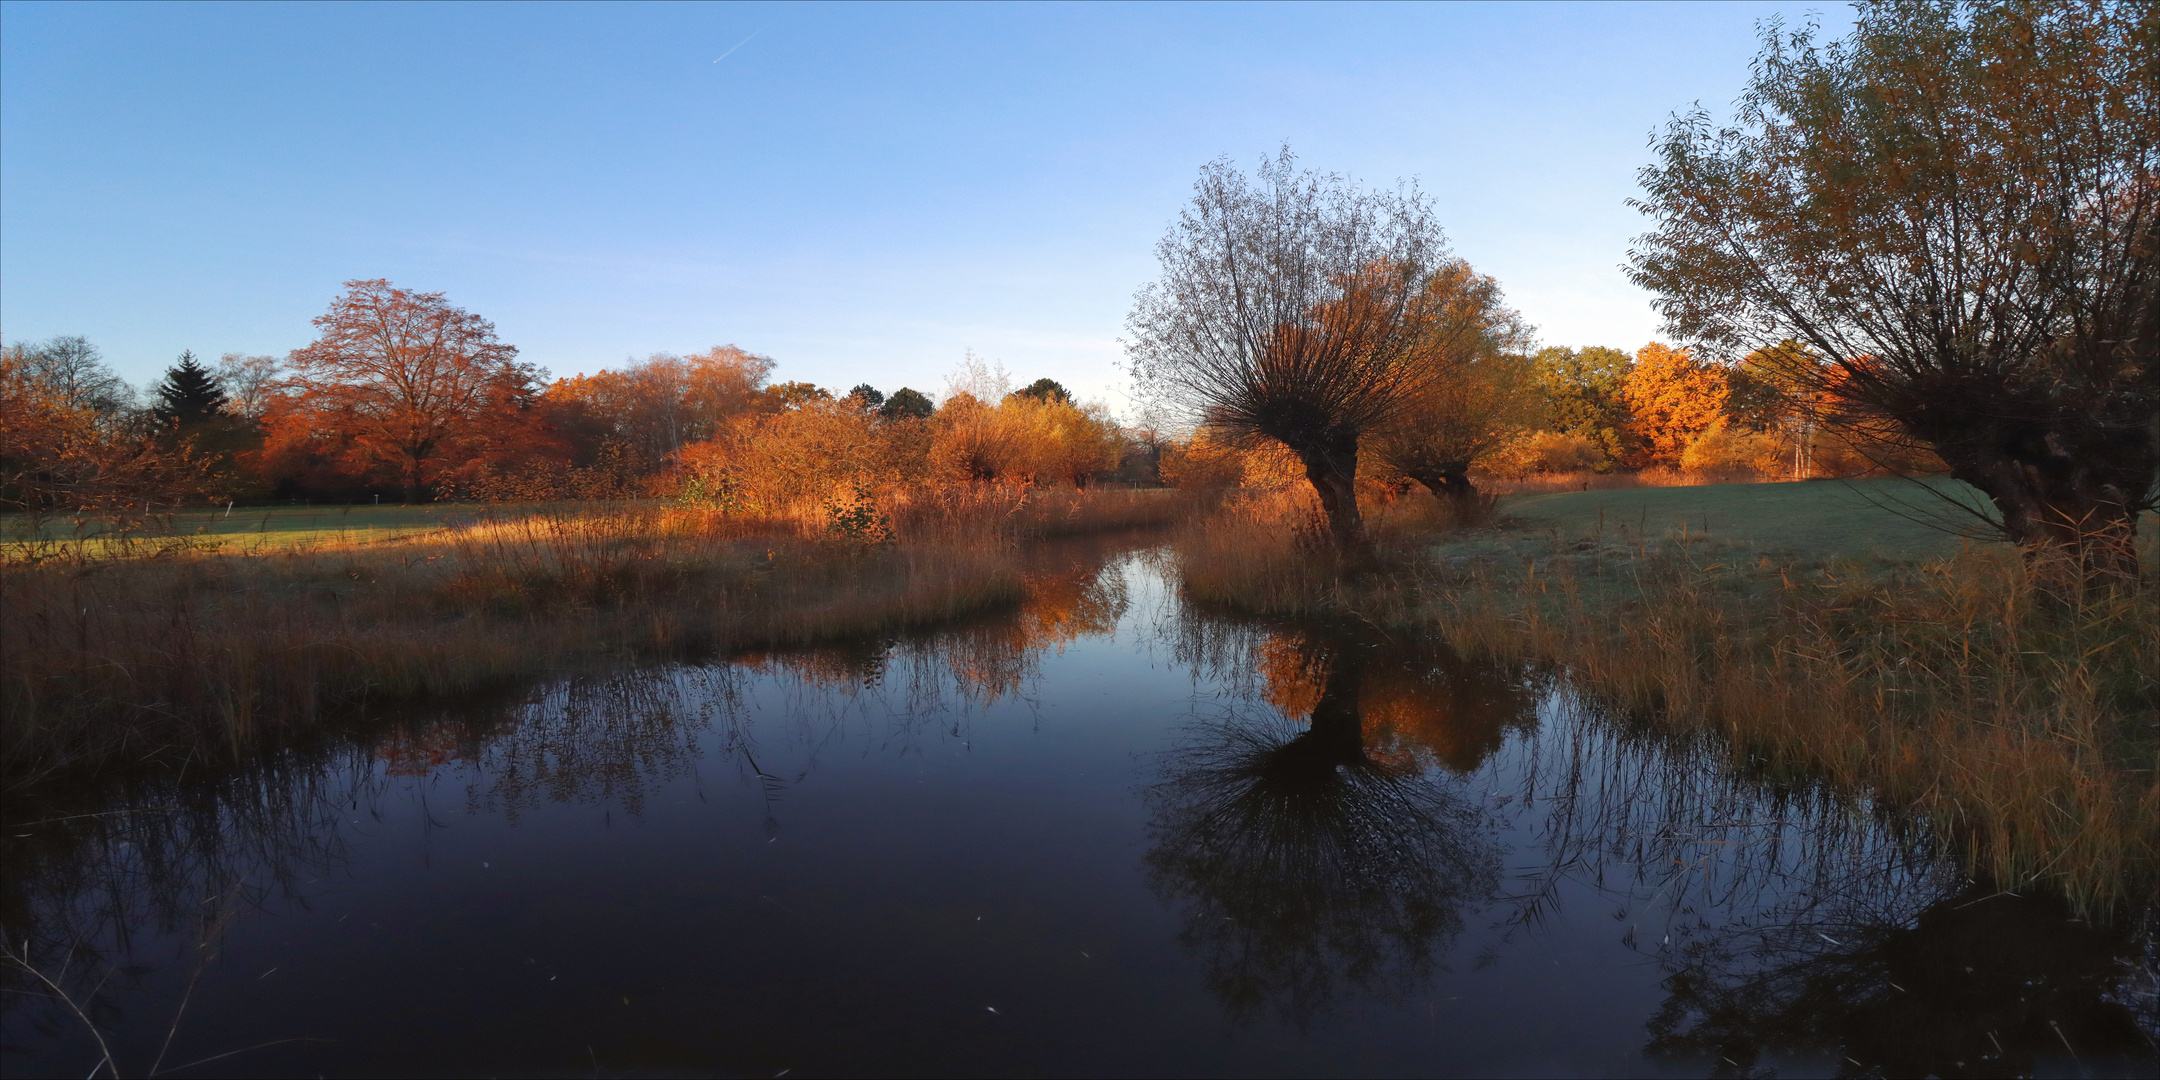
xmin=0 ymin=486 xmax=1182 ymax=788
xmin=1173 ymin=493 xmax=2160 ymax=912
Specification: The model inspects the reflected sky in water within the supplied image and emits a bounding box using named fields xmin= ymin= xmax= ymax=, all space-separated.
xmin=5 ymin=542 xmax=2155 ymax=1077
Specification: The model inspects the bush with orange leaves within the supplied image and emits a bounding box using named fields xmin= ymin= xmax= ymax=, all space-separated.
xmin=1677 ymin=421 xmax=1785 ymax=480
xmin=675 ymin=396 xmax=892 ymax=515
xmin=927 ymin=392 xmax=1122 ymax=487
xmin=1158 ymin=430 xmax=1306 ymax=494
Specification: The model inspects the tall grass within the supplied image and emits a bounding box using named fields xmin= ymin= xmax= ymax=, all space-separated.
xmin=0 ymin=486 xmax=1182 ymax=788
xmin=1173 ymin=493 xmax=2160 ymax=911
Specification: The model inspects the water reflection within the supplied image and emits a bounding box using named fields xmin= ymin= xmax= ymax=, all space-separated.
xmin=1505 ymin=687 xmax=2160 ymax=1076
xmin=1650 ymin=885 xmax=2155 ymax=1078
xmin=3 ymin=542 xmax=2153 ymax=1077
xmin=1145 ymin=620 xmax=1526 ymax=1025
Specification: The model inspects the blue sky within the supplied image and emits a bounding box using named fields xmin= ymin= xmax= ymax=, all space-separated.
xmin=1 ymin=1 xmax=1850 ymax=409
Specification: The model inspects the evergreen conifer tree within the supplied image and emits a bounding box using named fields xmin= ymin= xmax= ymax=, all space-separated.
xmin=153 ymin=351 xmax=228 ymax=426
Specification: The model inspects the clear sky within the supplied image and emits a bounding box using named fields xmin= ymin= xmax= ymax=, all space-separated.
xmin=1 ymin=1 xmax=1850 ymax=410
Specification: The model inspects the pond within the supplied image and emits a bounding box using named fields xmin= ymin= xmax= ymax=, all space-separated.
xmin=4 ymin=540 xmax=2154 ymax=1077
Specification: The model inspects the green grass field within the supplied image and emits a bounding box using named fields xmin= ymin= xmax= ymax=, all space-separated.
xmin=1494 ymin=476 xmax=2012 ymax=562
xmin=2 ymin=503 xmax=487 ymax=556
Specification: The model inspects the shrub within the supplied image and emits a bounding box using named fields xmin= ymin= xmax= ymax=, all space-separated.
xmin=1679 ymin=421 xmax=1784 ymax=478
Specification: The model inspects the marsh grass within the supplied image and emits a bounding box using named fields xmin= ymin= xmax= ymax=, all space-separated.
xmin=1173 ymin=485 xmax=2160 ymax=911
xmin=0 ymin=486 xmax=1183 ymax=788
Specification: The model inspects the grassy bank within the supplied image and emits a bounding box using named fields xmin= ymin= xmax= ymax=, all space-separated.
xmin=2 ymin=503 xmax=480 ymax=558
xmin=0 ymin=486 xmax=1183 ymax=788
xmin=1178 ymin=480 xmax=2160 ymax=911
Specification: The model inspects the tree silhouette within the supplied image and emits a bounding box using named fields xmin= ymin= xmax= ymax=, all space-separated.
xmin=1144 ymin=631 xmax=1499 ymax=1026
xmin=151 ymin=351 xmax=227 ymax=427
xmin=1128 ymin=148 xmax=1450 ymax=545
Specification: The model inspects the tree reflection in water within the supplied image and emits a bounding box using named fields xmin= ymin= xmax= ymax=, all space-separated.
xmin=1509 ymin=688 xmax=2160 ymax=1076
xmin=1144 ymin=620 xmax=1520 ymax=1026
xmin=5 ymin=544 xmax=2152 ymax=1074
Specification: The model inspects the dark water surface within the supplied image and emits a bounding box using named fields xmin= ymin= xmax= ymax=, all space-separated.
xmin=6 ymin=542 xmax=2155 ymax=1078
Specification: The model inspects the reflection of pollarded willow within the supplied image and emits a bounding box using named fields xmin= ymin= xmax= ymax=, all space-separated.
xmin=1144 ymin=637 xmax=1499 ymax=1028
xmin=1504 ymin=687 xmax=2158 ymax=1075
xmin=1 ymin=756 xmax=380 ymax=1067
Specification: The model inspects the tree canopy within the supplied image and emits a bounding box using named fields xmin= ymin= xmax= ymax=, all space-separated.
xmin=283 ymin=279 xmax=535 ymax=501
xmin=1127 ymin=148 xmax=1450 ymax=543
xmin=1628 ymin=0 xmax=2160 ymax=585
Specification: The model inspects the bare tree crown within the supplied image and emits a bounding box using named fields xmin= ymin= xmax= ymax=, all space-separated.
xmin=1126 ymin=149 xmax=1450 ymax=445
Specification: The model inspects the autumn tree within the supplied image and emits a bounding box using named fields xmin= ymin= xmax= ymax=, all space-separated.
xmin=545 ymin=346 xmax=773 ymax=468
xmin=763 ymin=381 xmax=833 ymax=410
xmin=1368 ymin=260 xmax=1542 ymax=507
xmin=283 ymin=279 xmax=536 ymax=502
xmin=1127 ymin=149 xmax=1449 ymax=544
xmin=1531 ymin=346 xmax=1636 ymax=469
xmin=1622 ymin=343 xmax=1728 ymax=467
xmin=1726 ymin=340 xmax=1825 ymax=478
xmin=1 ymin=340 xmax=214 ymax=514
xmin=214 ymin=353 xmax=282 ymax=420
xmin=7 ymin=335 xmax=131 ymax=417
xmin=1629 ymin=0 xmax=2160 ymax=584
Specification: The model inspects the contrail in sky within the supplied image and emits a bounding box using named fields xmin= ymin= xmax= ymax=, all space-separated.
xmin=713 ymin=29 xmax=761 ymax=63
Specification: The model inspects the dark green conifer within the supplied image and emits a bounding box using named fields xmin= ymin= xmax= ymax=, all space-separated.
xmin=878 ymin=387 xmax=936 ymax=420
xmin=153 ymin=350 xmax=228 ymax=426
xmin=1011 ymin=377 xmax=1071 ymax=404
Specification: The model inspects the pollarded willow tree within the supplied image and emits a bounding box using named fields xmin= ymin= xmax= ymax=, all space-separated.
xmin=1127 ymin=149 xmax=1449 ymax=544
xmin=1368 ymin=260 xmax=1542 ymax=508
xmin=1628 ymin=0 xmax=2159 ymax=587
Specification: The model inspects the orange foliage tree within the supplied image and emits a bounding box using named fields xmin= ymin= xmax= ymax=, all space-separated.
xmin=544 ymin=347 xmax=774 ymax=469
xmin=278 ymin=280 xmax=537 ymax=501
xmin=1 ymin=342 xmax=216 ymax=515
xmin=1621 ymin=342 xmax=1728 ymax=467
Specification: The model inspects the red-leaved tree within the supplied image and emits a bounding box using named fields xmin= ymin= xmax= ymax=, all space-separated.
xmin=283 ymin=280 xmax=535 ymax=501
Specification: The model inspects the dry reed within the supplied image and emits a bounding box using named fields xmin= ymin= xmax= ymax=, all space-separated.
xmin=0 ymin=486 xmax=1183 ymax=788
xmin=1173 ymin=495 xmax=2160 ymax=912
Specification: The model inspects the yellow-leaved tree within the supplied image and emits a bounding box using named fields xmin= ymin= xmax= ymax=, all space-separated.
xmin=1621 ymin=343 xmax=1727 ymax=467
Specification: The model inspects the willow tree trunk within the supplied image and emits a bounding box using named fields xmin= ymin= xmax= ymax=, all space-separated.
xmin=1926 ymin=418 xmax=2153 ymax=595
xmin=1290 ymin=434 xmax=1363 ymax=548
xmin=1404 ymin=462 xmax=1478 ymax=513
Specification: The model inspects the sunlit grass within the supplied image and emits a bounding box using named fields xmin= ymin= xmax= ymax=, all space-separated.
xmin=1 ymin=503 xmax=482 ymax=558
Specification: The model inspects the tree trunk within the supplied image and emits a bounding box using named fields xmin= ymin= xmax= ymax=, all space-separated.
xmin=1930 ymin=424 xmax=2151 ymax=596
xmin=1290 ymin=434 xmax=1362 ymax=547
xmin=1406 ymin=463 xmax=1479 ymax=512
xmin=1276 ymin=638 xmax=1369 ymax=775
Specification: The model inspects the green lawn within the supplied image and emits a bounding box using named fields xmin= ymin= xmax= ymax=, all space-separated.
xmin=1494 ymin=477 xmax=2010 ymax=562
xmin=2 ymin=503 xmax=486 ymax=555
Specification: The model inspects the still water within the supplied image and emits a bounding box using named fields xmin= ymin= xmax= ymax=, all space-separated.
xmin=5 ymin=541 xmax=2155 ymax=1077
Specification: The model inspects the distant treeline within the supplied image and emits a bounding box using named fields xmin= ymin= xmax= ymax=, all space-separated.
xmin=3 ymin=282 xmax=1917 ymax=519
